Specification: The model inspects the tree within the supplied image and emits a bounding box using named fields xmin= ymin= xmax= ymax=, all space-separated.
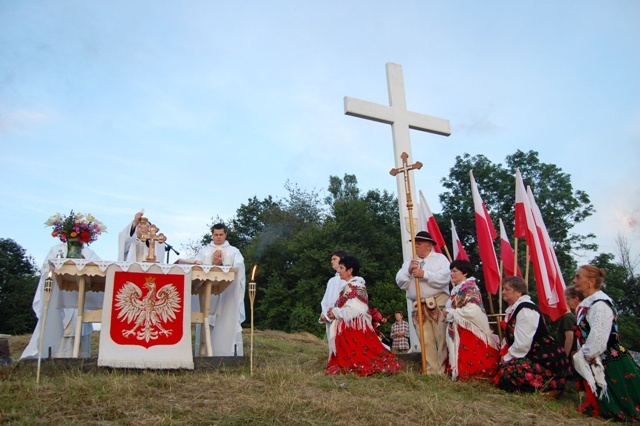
xmin=229 ymin=174 xmax=407 ymax=336
xmin=439 ymin=150 xmax=596 ymax=292
xmin=0 ymin=238 xmax=39 ymax=335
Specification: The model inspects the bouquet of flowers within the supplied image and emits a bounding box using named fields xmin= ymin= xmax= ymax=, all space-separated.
xmin=45 ymin=210 xmax=107 ymax=245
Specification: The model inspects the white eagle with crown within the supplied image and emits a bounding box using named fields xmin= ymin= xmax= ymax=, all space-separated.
xmin=114 ymin=276 xmax=182 ymax=342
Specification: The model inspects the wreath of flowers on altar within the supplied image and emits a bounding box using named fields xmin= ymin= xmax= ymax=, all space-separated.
xmin=45 ymin=210 xmax=107 ymax=245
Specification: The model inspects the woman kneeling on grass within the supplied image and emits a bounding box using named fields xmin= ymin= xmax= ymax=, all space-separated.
xmin=493 ymin=276 xmax=570 ymax=394
xmin=325 ymin=255 xmax=401 ymax=376
xmin=445 ymin=260 xmax=499 ymax=381
xmin=572 ymin=265 xmax=640 ymax=422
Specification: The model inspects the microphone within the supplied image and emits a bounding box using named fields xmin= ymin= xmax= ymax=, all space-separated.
xmin=164 ymin=243 xmax=180 ymax=255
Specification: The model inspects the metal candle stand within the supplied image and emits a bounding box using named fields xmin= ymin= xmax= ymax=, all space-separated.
xmin=249 ymin=264 xmax=258 ymax=375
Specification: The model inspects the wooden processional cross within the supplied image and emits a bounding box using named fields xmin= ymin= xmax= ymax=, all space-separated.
xmin=344 ymin=62 xmax=451 ymax=373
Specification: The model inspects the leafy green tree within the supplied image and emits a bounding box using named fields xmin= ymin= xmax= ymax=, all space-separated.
xmin=612 ymin=235 xmax=640 ymax=319
xmin=229 ymin=174 xmax=406 ymax=336
xmin=323 ymin=175 xmax=406 ymax=317
xmin=439 ymin=150 xmax=595 ymax=293
xmin=590 ymin=251 xmax=640 ymax=350
xmin=0 ymin=238 xmax=39 ymax=334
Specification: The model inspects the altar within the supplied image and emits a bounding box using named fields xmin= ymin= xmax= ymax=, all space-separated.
xmin=48 ymin=259 xmax=236 ymax=360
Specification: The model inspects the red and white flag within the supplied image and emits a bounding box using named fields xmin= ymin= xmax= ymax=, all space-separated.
xmin=514 ymin=170 xmax=528 ymax=239
xmin=528 ymin=186 xmax=566 ymax=308
xmin=451 ymin=220 xmax=470 ymax=261
xmin=514 ymin=171 xmax=566 ymax=320
xmin=499 ymin=218 xmax=522 ymax=278
xmin=470 ymin=171 xmax=501 ymax=294
xmin=99 ymin=267 xmax=193 ymax=369
xmin=418 ymin=190 xmax=446 ymax=253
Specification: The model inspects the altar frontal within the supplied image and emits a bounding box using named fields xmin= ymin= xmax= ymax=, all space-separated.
xmin=98 ymin=270 xmax=193 ymax=369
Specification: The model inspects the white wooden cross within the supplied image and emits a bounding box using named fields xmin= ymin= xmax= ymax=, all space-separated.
xmin=345 ymin=63 xmax=452 ymax=355
xmin=344 ymin=62 xmax=451 ymax=261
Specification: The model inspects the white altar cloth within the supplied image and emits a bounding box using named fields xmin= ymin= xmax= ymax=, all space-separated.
xmin=48 ymin=259 xmax=235 ymax=363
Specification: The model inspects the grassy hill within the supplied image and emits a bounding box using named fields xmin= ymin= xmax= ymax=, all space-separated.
xmin=1 ymin=330 xmax=606 ymax=425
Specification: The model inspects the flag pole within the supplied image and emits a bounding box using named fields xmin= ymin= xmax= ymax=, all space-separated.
xmin=390 ymin=152 xmax=427 ymax=374
xmin=513 ymin=237 xmax=519 ymax=278
xmin=442 ymin=245 xmax=453 ymax=263
xmin=37 ymin=272 xmax=54 ymax=385
xmin=496 ymin=261 xmax=504 ymax=341
xmin=524 ymin=246 xmax=530 ymax=287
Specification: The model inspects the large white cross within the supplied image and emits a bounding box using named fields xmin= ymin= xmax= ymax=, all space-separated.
xmin=344 ymin=62 xmax=451 ymax=261
xmin=345 ymin=62 xmax=452 ymax=355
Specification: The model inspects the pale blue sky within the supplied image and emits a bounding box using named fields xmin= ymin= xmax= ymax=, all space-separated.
xmin=1 ymin=1 xmax=638 ymax=267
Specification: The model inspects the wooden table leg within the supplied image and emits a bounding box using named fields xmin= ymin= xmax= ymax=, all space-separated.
xmin=73 ymin=276 xmax=86 ymax=358
xmin=201 ymin=281 xmax=213 ymax=356
xmin=198 ymin=287 xmax=207 ymax=357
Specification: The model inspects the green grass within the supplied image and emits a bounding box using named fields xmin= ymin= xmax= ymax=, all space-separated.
xmin=1 ymin=330 xmax=607 ymax=425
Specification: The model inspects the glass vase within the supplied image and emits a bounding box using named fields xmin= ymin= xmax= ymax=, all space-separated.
xmin=66 ymin=237 xmax=83 ymax=259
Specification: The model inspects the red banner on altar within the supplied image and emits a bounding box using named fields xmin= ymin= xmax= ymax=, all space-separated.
xmin=110 ymin=271 xmax=184 ymax=348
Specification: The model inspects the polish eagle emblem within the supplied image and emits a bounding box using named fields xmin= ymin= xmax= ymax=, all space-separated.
xmin=114 ymin=277 xmax=182 ymax=342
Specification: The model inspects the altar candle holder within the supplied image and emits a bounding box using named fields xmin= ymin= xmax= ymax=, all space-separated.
xmin=249 ymin=264 xmax=258 ymax=375
xmin=37 ymin=271 xmax=54 ymax=384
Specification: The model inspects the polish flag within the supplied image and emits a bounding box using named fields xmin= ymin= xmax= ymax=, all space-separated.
xmin=451 ymin=220 xmax=470 ymax=261
xmin=514 ymin=170 xmax=527 ymax=239
xmin=418 ymin=190 xmax=446 ymax=253
xmin=528 ymin=186 xmax=567 ymax=312
xmin=499 ymin=218 xmax=522 ymax=278
xmin=514 ymin=172 xmax=566 ymax=320
xmin=470 ymin=171 xmax=501 ymax=294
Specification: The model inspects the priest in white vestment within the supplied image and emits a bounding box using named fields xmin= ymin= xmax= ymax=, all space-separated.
xmin=193 ymin=223 xmax=246 ymax=357
xmin=20 ymin=243 xmax=101 ymax=359
xmin=118 ymin=211 xmax=167 ymax=262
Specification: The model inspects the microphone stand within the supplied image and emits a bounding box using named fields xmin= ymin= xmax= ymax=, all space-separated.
xmin=165 ymin=243 xmax=180 ymax=263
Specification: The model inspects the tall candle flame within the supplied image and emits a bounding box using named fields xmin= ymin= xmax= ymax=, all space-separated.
xmin=251 ymin=264 xmax=258 ymax=282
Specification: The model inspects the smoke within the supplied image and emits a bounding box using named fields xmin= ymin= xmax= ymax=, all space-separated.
xmin=628 ymin=208 xmax=639 ymax=233
xmin=252 ymin=223 xmax=290 ymax=262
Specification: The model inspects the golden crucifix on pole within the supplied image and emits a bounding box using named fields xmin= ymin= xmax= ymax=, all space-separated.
xmin=390 ymin=151 xmax=427 ymax=374
xmin=139 ymin=218 xmax=167 ymax=263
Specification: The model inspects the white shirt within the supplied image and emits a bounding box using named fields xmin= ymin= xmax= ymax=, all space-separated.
xmin=320 ymin=273 xmax=346 ymax=323
xmin=395 ymin=250 xmax=450 ymax=300
xmin=503 ymin=295 xmax=540 ymax=362
xmin=577 ymin=290 xmax=615 ymax=361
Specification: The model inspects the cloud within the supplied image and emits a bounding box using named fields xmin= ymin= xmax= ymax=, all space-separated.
xmin=0 ymin=107 xmax=50 ymax=133
xmin=454 ymin=106 xmax=503 ymax=136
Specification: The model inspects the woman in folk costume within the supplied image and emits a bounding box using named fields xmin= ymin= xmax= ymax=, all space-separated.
xmin=572 ymin=265 xmax=640 ymax=422
xmin=445 ymin=260 xmax=499 ymax=380
xmin=493 ymin=276 xmax=570 ymax=394
xmin=325 ymin=255 xmax=401 ymax=376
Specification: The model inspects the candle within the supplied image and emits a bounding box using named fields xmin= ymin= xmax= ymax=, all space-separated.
xmin=202 ymin=251 xmax=213 ymax=265
xmin=250 ymin=264 xmax=258 ymax=282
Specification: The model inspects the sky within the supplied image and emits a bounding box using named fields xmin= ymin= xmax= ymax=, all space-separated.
xmin=1 ymin=1 xmax=639 ymax=269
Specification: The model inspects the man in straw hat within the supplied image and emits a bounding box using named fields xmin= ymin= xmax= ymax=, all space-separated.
xmin=396 ymin=231 xmax=450 ymax=374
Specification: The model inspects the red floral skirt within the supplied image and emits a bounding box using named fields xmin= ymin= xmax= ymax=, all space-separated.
xmin=325 ymin=321 xmax=401 ymax=376
xmin=455 ymin=326 xmax=499 ymax=380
